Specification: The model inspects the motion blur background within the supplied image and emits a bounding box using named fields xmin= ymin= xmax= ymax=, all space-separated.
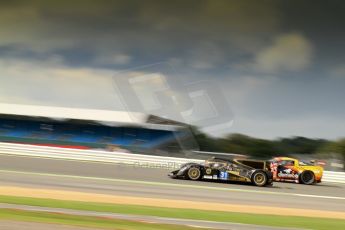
xmin=0 ymin=0 xmax=344 ymax=168
xmin=1 ymin=1 xmax=345 ymax=230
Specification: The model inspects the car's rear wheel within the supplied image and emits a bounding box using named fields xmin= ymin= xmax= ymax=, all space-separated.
xmin=299 ymin=171 xmax=315 ymax=185
xmin=187 ymin=167 xmax=202 ymax=180
xmin=252 ymin=171 xmax=267 ymax=186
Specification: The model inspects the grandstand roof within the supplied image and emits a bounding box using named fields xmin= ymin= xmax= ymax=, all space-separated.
xmin=0 ymin=103 xmax=182 ymax=129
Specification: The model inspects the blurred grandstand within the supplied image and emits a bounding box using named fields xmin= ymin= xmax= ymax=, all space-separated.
xmin=0 ymin=103 xmax=198 ymax=155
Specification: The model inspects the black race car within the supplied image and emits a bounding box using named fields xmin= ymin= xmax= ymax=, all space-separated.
xmin=169 ymin=157 xmax=273 ymax=186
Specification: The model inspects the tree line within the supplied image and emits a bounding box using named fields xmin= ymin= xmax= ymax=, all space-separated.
xmin=190 ymin=127 xmax=345 ymax=163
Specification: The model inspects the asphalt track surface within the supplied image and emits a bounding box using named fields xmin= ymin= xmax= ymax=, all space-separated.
xmin=0 ymin=154 xmax=344 ymax=213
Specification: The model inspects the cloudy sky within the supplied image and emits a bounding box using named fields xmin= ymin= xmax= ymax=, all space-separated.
xmin=1 ymin=0 xmax=345 ymax=139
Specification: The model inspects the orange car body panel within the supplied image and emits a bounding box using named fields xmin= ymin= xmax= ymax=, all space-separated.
xmin=270 ymin=157 xmax=323 ymax=183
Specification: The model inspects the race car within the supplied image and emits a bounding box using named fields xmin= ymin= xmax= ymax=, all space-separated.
xmin=269 ymin=157 xmax=323 ymax=184
xmin=168 ymin=157 xmax=273 ymax=187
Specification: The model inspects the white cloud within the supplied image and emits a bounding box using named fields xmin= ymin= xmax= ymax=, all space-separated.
xmin=0 ymin=57 xmax=125 ymax=110
xmin=229 ymin=115 xmax=345 ymax=140
xmin=0 ymin=57 xmax=187 ymax=121
xmin=254 ymin=33 xmax=313 ymax=73
xmin=187 ymin=42 xmax=225 ymax=69
xmin=330 ymin=66 xmax=345 ymax=79
xmin=94 ymin=54 xmax=132 ymax=65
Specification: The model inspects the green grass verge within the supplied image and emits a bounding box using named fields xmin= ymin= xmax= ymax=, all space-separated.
xmin=0 ymin=209 xmax=200 ymax=230
xmin=0 ymin=195 xmax=344 ymax=230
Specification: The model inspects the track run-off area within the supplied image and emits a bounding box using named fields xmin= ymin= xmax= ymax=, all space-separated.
xmin=0 ymin=154 xmax=344 ymax=219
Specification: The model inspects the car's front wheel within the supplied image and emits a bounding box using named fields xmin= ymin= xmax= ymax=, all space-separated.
xmin=299 ymin=171 xmax=315 ymax=185
xmin=252 ymin=171 xmax=268 ymax=186
xmin=187 ymin=167 xmax=202 ymax=180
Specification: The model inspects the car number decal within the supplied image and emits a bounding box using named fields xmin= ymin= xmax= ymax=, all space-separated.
xmin=220 ymin=171 xmax=228 ymax=180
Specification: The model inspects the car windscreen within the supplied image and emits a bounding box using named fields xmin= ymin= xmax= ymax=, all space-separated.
xmin=299 ymin=161 xmax=313 ymax=166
